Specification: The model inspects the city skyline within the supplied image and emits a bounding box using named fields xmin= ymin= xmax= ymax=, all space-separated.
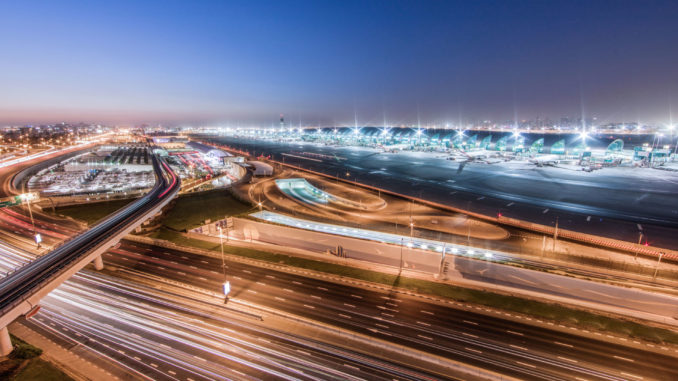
xmin=1 ymin=0 xmax=678 ymax=125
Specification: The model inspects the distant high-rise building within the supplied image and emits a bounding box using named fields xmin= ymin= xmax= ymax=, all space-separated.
xmin=280 ymin=114 xmax=285 ymax=130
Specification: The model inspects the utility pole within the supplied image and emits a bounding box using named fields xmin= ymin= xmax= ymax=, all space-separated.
xmin=20 ymin=193 xmax=38 ymax=247
xmin=551 ymin=216 xmax=559 ymax=254
xmin=653 ymin=253 xmax=664 ymax=280
xmin=217 ymin=226 xmax=226 ymax=277
xmin=438 ymin=243 xmax=446 ymax=278
xmin=541 ymin=235 xmax=546 ymax=259
xmin=635 ymin=232 xmax=643 ymax=259
xmin=399 ymin=238 xmax=404 ymax=273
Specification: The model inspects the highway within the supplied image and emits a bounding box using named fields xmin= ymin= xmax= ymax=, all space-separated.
xmin=105 ymin=239 xmax=678 ymax=381
xmin=0 ymin=240 xmax=444 ymax=380
xmin=201 ymin=136 xmax=678 ymax=249
xmin=30 ymin=272 xmax=448 ymax=381
xmin=0 ymin=144 xmax=458 ymax=380
xmin=0 ymin=144 xmax=94 ymax=198
xmin=0 ymin=151 xmax=179 ymax=318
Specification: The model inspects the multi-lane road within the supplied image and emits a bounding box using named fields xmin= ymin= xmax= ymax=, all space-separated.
xmin=29 ymin=271 xmax=447 ymax=381
xmin=104 ymin=239 xmax=678 ymax=381
xmin=0 ymin=142 xmax=676 ymax=380
xmin=0 ymin=232 xmax=445 ymax=380
xmin=201 ymin=136 xmax=678 ymax=249
xmin=0 ymin=153 xmax=179 ymax=320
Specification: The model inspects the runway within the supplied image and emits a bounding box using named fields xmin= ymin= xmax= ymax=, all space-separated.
xmin=202 ymin=136 xmax=678 ymax=249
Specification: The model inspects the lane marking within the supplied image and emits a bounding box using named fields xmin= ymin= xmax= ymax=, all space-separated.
xmin=516 ymin=361 xmax=536 ymax=369
xmin=613 ymin=355 xmax=635 ymax=363
xmin=510 ymin=344 xmax=528 ymax=351
xmin=557 ymin=356 xmax=578 ymax=363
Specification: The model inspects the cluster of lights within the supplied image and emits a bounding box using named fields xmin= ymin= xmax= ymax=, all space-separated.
xmin=256 ymin=211 xmax=499 ymax=262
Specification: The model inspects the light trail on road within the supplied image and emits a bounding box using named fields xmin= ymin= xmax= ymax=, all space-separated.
xmin=0 ymin=232 xmax=447 ymax=380
xmin=106 ymin=240 xmax=678 ymax=381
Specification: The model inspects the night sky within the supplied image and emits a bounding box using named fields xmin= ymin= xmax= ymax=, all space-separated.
xmin=1 ymin=0 xmax=677 ymax=126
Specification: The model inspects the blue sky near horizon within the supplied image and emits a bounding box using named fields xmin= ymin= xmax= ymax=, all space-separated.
xmin=1 ymin=0 xmax=677 ymax=126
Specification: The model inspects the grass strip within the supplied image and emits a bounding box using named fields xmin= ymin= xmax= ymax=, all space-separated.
xmin=13 ymin=358 xmax=73 ymax=381
xmin=53 ymin=199 xmax=134 ymax=225
xmin=149 ymin=228 xmax=678 ymax=345
xmin=160 ymin=190 xmax=252 ymax=231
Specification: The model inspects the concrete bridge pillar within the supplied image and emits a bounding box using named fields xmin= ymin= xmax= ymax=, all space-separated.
xmin=0 ymin=326 xmax=12 ymax=356
xmin=93 ymin=255 xmax=104 ymax=271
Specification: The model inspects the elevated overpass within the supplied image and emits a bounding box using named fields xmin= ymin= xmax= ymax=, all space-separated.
xmin=0 ymin=150 xmax=180 ymax=355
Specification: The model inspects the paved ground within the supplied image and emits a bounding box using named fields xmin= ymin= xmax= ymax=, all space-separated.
xmin=204 ymin=136 xmax=678 ymax=249
xmin=103 ymin=239 xmax=678 ymax=381
xmin=248 ymin=169 xmax=508 ymax=240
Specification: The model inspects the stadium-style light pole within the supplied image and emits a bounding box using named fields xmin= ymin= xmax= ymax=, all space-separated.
xmin=20 ymin=193 xmax=38 ymax=245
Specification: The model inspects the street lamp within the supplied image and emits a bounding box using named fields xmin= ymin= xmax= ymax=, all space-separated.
xmin=653 ymin=252 xmax=664 ymax=280
xmin=19 ymin=193 xmax=37 ymax=241
xmin=399 ymin=238 xmax=404 ymax=273
xmin=217 ymin=226 xmax=226 ymax=277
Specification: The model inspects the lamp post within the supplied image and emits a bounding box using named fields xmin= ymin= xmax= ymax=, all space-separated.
xmin=552 ymin=216 xmax=559 ymax=254
xmin=217 ymin=226 xmax=226 ymax=277
xmin=438 ymin=244 xmax=446 ymax=278
xmin=20 ymin=193 xmax=37 ymax=243
xmin=399 ymin=238 xmax=404 ymax=273
xmin=653 ymin=253 xmax=664 ymax=281
xmin=635 ymin=232 xmax=643 ymax=259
